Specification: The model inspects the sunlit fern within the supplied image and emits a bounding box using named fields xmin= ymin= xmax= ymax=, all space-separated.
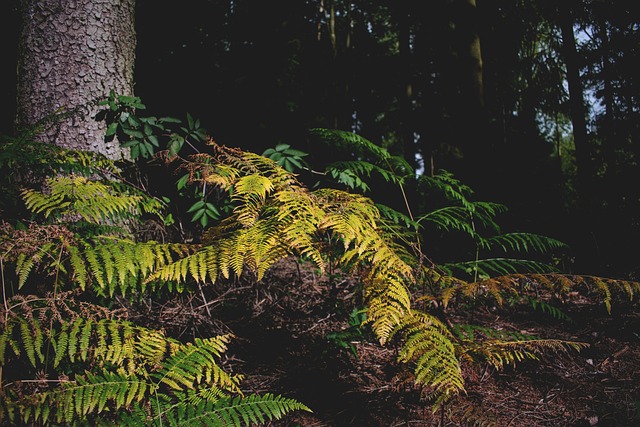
xmin=153 ymin=142 xmax=418 ymax=345
xmin=4 ymin=130 xmax=639 ymax=420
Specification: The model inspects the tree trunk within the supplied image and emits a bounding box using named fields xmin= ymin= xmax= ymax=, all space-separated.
xmin=394 ymin=0 xmax=417 ymax=170
xmin=455 ymin=0 xmax=484 ymax=111
xmin=559 ymin=2 xmax=592 ymax=206
xmin=16 ymin=0 xmax=136 ymax=160
xmin=453 ymin=0 xmax=487 ymax=183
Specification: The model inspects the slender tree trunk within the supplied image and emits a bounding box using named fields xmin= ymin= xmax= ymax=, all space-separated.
xmin=595 ymin=9 xmax=616 ymax=175
xmin=16 ymin=0 xmax=136 ymax=160
xmin=453 ymin=0 xmax=487 ymax=182
xmin=394 ymin=1 xmax=416 ymax=170
xmin=559 ymin=2 xmax=592 ymax=207
xmin=559 ymin=2 xmax=599 ymax=271
xmin=455 ymin=0 xmax=484 ymax=111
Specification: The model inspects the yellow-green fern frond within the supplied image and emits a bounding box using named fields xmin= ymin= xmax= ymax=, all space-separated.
xmin=1 ymin=316 xmax=181 ymax=374
xmin=232 ymin=174 xmax=275 ymax=226
xmin=443 ymin=273 xmax=640 ymax=314
xmin=472 ymin=338 xmax=587 ymax=369
xmin=453 ymin=323 xmax=587 ymax=369
xmin=0 ymin=317 xmax=46 ymax=367
xmin=314 ymin=189 xmax=415 ymax=343
xmin=364 ymin=272 xmax=413 ymax=342
xmin=390 ymin=310 xmax=465 ymax=408
xmin=74 ymin=239 xmax=192 ymax=295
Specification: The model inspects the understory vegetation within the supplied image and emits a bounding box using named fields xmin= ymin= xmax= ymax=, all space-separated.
xmin=1 ymin=99 xmax=638 ymax=426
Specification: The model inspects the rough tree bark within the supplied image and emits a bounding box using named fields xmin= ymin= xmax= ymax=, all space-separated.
xmin=16 ymin=0 xmax=136 ymax=160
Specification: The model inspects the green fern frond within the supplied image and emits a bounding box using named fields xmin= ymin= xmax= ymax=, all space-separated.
xmin=419 ymin=202 xmax=506 ymax=235
xmin=164 ymin=393 xmax=311 ymax=427
xmin=21 ymin=176 xmax=161 ymax=226
xmin=0 ymin=132 xmax=120 ymax=178
xmin=1 ymin=319 xmax=258 ymax=425
xmin=479 ymin=232 xmax=567 ymax=253
xmin=154 ymin=335 xmax=240 ymax=393
xmin=418 ymin=169 xmax=475 ymax=209
xmin=376 ymin=203 xmax=420 ymax=230
xmin=20 ymin=370 xmax=150 ymax=425
xmin=326 ymin=160 xmax=407 ymax=188
xmin=452 ymin=323 xmax=541 ymax=343
xmin=419 ymin=206 xmax=478 ymax=237
xmin=0 ymin=318 xmax=46 ymax=367
xmin=441 ymin=258 xmax=558 ymax=281
xmin=309 ymin=128 xmax=391 ymax=160
xmin=525 ymin=296 xmax=573 ymax=321
xmin=73 ymin=240 xmax=192 ymax=295
xmin=15 ymin=252 xmax=36 ymax=289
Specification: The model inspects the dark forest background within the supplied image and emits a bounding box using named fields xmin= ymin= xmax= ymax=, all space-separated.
xmin=2 ymin=0 xmax=639 ymax=278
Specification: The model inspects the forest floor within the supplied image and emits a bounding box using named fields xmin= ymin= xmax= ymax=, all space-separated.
xmin=128 ymin=257 xmax=640 ymax=427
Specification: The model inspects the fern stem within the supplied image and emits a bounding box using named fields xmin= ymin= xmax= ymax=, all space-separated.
xmin=383 ymin=158 xmax=421 ymax=255
xmin=1 ymin=258 xmax=6 ymax=389
xmin=471 ymin=213 xmax=480 ymax=283
xmin=1 ymin=258 xmax=7 ymax=323
xmin=198 ymin=282 xmax=212 ymax=317
xmin=154 ymin=387 xmax=164 ymax=427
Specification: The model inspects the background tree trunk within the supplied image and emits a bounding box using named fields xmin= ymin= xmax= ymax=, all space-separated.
xmin=559 ymin=2 xmax=592 ymax=207
xmin=16 ymin=0 xmax=136 ymax=160
xmin=455 ymin=0 xmax=484 ymax=111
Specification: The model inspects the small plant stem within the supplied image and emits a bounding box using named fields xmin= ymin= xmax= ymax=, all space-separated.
xmin=45 ymin=242 xmax=65 ymax=368
xmin=198 ymin=282 xmax=212 ymax=317
xmin=1 ymin=258 xmax=6 ymax=388
xmin=1 ymin=258 xmax=8 ymax=322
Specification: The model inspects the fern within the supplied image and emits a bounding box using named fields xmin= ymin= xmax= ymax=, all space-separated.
xmin=439 ymin=273 xmax=640 ymax=313
xmin=440 ymin=257 xmax=559 ymax=280
xmin=154 ymin=142 xmax=419 ymax=345
xmin=418 ymin=169 xmax=475 ymax=210
xmin=153 ymin=336 xmax=241 ymax=393
xmin=21 ymin=176 xmax=165 ymax=227
xmin=309 ymin=128 xmax=393 ymax=161
xmin=309 ymin=128 xmax=413 ymax=192
xmin=525 ymin=296 xmax=573 ymax=321
xmin=463 ymin=337 xmax=587 ymax=370
xmin=390 ymin=311 xmax=465 ymax=408
xmin=157 ymin=393 xmax=312 ymax=427
xmin=6 ymin=124 xmax=638 ymax=423
xmin=1 ymin=314 xmax=308 ymax=426
xmin=1 ymin=222 xmax=194 ymax=296
xmin=0 ymin=134 xmax=120 ymax=178
xmin=479 ymin=232 xmax=567 ymax=253
xmin=419 ymin=202 xmax=506 ymax=237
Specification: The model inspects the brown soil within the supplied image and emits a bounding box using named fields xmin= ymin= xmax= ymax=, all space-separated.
xmin=130 ymin=257 xmax=640 ymax=427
